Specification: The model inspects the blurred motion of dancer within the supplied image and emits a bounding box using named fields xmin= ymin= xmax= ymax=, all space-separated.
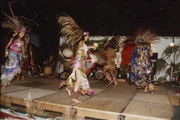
xmin=58 ymin=14 xmax=97 ymax=103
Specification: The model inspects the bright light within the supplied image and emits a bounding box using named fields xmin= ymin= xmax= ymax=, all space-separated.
xmin=170 ymin=42 xmax=175 ymax=47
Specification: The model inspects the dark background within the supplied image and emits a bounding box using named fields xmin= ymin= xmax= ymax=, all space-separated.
xmin=0 ymin=0 xmax=180 ymax=63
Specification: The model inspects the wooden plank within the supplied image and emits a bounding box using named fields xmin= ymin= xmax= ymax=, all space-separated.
xmin=36 ymin=101 xmax=71 ymax=114
xmin=0 ymin=94 xmax=33 ymax=112
xmin=0 ymin=95 xmax=11 ymax=107
xmin=1 ymin=85 xmax=30 ymax=94
xmin=1 ymin=88 xmax=58 ymax=115
xmin=34 ymin=88 xmax=103 ymax=119
xmin=123 ymin=100 xmax=173 ymax=120
xmin=167 ymin=90 xmax=180 ymax=106
xmin=75 ymin=107 xmax=121 ymax=120
xmin=34 ymin=91 xmax=75 ymax=118
xmin=74 ymin=82 xmax=136 ymax=120
xmin=4 ymin=88 xmax=58 ymax=100
xmin=132 ymin=93 xmax=171 ymax=105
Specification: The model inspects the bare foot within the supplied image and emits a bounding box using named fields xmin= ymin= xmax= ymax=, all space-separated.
xmin=108 ymin=81 xmax=113 ymax=85
xmin=21 ymin=76 xmax=25 ymax=80
xmin=144 ymin=86 xmax=148 ymax=93
xmin=65 ymin=87 xmax=71 ymax=97
xmin=117 ymin=79 xmax=126 ymax=82
xmin=150 ymin=91 xmax=154 ymax=94
xmin=16 ymin=76 xmax=20 ymax=82
xmin=71 ymin=99 xmax=81 ymax=103
xmin=114 ymin=81 xmax=118 ymax=87
xmin=7 ymin=82 xmax=11 ymax=86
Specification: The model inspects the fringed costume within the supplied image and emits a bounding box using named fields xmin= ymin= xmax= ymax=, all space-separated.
xmin=102 ymin=37 xmax=119 ymax=86
xmin=130 ymin=45 xmax=153 ymax=87
xmin=64 ymin=43 xmax=93 ymax=95
xmin=130 ymin=29 xmax=159 ymax=93
xmin=58 ymin=14 xmax=96 ymax=102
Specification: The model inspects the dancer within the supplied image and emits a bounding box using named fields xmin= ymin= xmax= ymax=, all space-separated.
xmin=21 ymin=34 xmax=34 ymax=80
xmin=1 ymin=2 xmax=35 ymax=88
xmin=1 ymin=29 xmax=26 ymax=88
xmin=102 ymin=37 xmax=119 ymax=87
xmin=130 ymin=29 xmax=158 ymax=93
xmin=58 ymin=14 xmax=97 ymax=103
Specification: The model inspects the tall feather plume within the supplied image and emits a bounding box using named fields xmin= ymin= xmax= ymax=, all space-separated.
xmin=110 ymin=36 xmax=119 ymax=48
xmin=1 ymin=2 xmax=23 ymax=32
xmin=57 ymin=14 xmax=83 ymax=46
xmin=93 ymin=52 xmax=106 ymax=65
xmin=134 ymin=29 xmax=159 ymax=45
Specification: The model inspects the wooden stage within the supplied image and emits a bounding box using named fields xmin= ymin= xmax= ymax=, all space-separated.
xmin=0 ymin=77 xmax=178 ymax=120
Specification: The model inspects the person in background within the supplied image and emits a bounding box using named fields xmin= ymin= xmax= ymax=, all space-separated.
xmin=21 ymin=34 xmax=34 ymax=80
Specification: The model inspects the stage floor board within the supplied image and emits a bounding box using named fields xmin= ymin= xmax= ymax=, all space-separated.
xmin=0 ymin=77 xmax=178 ymax=120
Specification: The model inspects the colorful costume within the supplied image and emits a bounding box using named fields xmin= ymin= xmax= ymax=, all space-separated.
xmin=129 ymin=29 xmax=158 ymax=93
xmin=130 ymin=45 xmax=153 ymax=88
xmin=1 ymin=2 xmax=36 ymax=86
xmin=1 ymin=40 xmax=23 ymax=85
xmin=59 ymin=43 xmax=93 ymax=95
xmin=58 ymin=14 xmax=96 ymax=102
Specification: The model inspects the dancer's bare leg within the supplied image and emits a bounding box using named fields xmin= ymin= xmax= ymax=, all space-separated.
xmin=74 ymin=80 xmax=81 ymax=93
xmin=71 ymin=81 xmax=82 ymax=103
xmin=65 ymin=86 xmax=72 ymax=97
xmin=113 ymin=78 xmax=118 ymax=87
xmin=110 ymin=71 xmax=118 ymax=87
xmin=71 ymin=70 xmax=82 ymax=103
xmin=16 ymin=75 xmax=20 ymax=82
xmin=21 ymin=71 xmax=25 ymax=80
xmin=7 ymin=81 xmax=11 ymax=86
xmin=71 ymin=91 xmax=81 ymax=103
xmin=144 ymin=85 xmax=148 ymax=93
xmin=103 ymin=66 xmax=113 ymax=85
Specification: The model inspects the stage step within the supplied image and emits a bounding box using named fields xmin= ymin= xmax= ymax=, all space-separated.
xmin=0 ymin=87 xmax=58 ymax=115
xmin=34 ymin=88 xmax=103 ymax=119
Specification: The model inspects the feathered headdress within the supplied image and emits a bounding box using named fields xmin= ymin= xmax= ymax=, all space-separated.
xmin=57 ymin=14 xmax=83 ymax=46
xmin=1 ymin=2 xmax=38 ymax=33
xmin=134 ymin=29 xmax=159 ymax=45
xmin=1 ymin=2 xmax=26 ymax=33
xmin=93 ymin=52 xmax=106 ymax=65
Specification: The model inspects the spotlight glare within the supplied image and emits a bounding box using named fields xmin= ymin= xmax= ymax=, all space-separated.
xmin=170 ymin=42 xmax=175 ymax=47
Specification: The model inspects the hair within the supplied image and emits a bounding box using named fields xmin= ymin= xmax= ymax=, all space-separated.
xmin=23 ymin=34 xmax=30 ymax=41
xmin=137 ymin=41 xmax=150 ymax=46
xmin=82 ymin=34 xmax=89 ymax=40
xmin=72 ymin=33 xmax=90 ymax=55
xmin=10 ymin=33 xmax=20 ymax=44
xmin=104 ymin=41 xmax=116 ymax=49
xmin=13 ymin=33 xmax=20 ymax=39
xmin=11 ymin=31 xmax=26 ymax=44
xmin=73 ymin=40 xmax=81 ymax=55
